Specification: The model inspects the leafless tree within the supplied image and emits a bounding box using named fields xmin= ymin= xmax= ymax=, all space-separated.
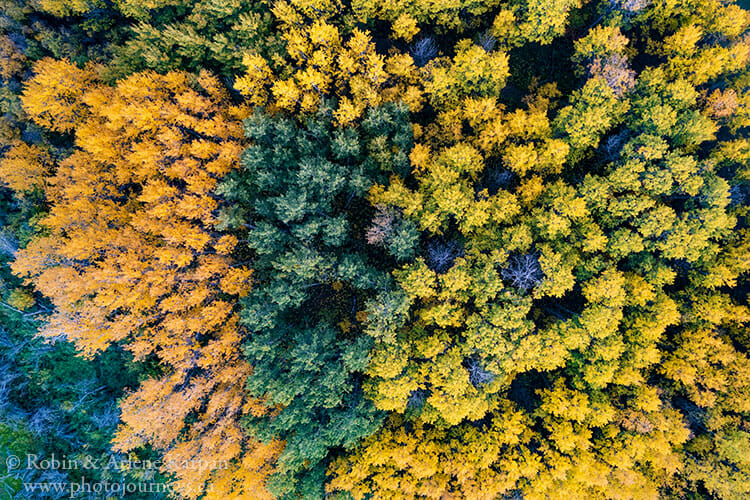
xmin=28 ymin=406 xmax=58 ymax=436
xmin=365 ymin=205 xmax=396 ymax=247
xmin=37 ymin=470 xmax=70 ymax=500
xmin=603 ymin=131 xmax=626 ymax=160
xmin=478 ymin=31 xmax=497 ymax=52
xmin=0 ymin=363 xmax=23 ymax=409
xmin=0 ymin=232 xmax=17 ymax=257
xmin=611 ymin=0 xmax=650 ymax=12
xmin=466 ymin=357 xmax=494 ymax=387
xmin=426 ymin=240 xmax=463 ymax=273
xmin=407 ymin=389 xmax=428 ymax=409
xmin=0 ymin=328 xmax=26 ymax=357
xmin=483 ymin=167 xmax=515 ymax=195
xmin=411 ymin=37 xmax=438 ymax=67
xmin=3 ymin=466 xmax=35 ymax=499
xmin=501 ymin=253 xmax=544 ymax=291
xmin=730 ymin=184 xmax=748 ymax=206
xmin=90 ymin=402 xmax=120 ymax=430
xmin=66 ymin=379 xmax=105 ymax=413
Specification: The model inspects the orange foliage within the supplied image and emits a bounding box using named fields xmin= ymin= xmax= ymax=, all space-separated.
xmin=0 ymin=141 xmax=53 ymax=195
xmin=20 ymin=58 xmax=98 ymax=133
xmin=0 ymin=34 xmax=26 ymax=80
xmin=13 ymin=60 xmax=280 ymax=498
xmin=704 ymin=88 xmax=739 ymax=118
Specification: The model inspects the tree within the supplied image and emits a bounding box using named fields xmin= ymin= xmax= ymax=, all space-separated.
xmin=334 ymin=2 xmax=750 ymax=495
xmin=13 ymin=61 xmax=280 ymax=498
xmin=0 ymin=141 xmax=53 ymax=195
xmin=218 ymin=102 xmax=415 ymax=499
xmin=492 ymin=0 xmax=583 ymax=47
xmin=235 ymin=20 xmax=422 ymax=124
xmin=0 ymin=169 xmax=172 ymax=499
xmin=19 ymin=58 xmax=97 ymax=133
xmin=423 ymin=40 xmax=510 ymax=109
xmin=350 ymin=0 xmax=503 ymax=34
xmin=110 ymin=0 xmax=282 ymax=79
xmin=4 ymin=0 xmax=750 ymax=498
xmin=327 ymin=406 xmax=531 ymax=500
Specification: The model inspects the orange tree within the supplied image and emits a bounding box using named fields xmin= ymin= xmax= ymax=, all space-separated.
xmin=9 ymin=59 xmax=281 ymax=499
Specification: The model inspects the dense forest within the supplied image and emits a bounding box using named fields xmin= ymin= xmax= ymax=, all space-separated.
xmin=1 ymin=0 xmax=749 ymax=498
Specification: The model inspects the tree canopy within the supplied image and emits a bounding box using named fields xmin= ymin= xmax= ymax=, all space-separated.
xmin=1 ymin=0 xmax=749 ymax=498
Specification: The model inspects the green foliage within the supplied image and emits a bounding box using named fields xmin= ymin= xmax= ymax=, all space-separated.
xmin=2 ymin=0 xmax=750 ymax=498
xmin=218 ymin=102 xmax=415 ymax=498
xmin=109 ymin=0 xmax=283 ymax=79
xmin=243 ymin=324 xmax=383 ymax=500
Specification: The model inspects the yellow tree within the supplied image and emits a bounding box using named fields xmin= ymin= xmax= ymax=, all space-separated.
xmin=234 ymin=7 xmax=424 ymax=125
xmin=350 ymin=0 xmax=503 ymax=34
xmin=327 ymin=405 xmax=531 ymax=500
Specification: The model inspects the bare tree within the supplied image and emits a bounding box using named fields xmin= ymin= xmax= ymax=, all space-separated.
xmin=37 ymin=470 xmax=70 ymax=500
xmin=501 ymin=253 xmax=544 ymax=291
xmin=407 ymin=388 xmax=428 ymax=410
xmin=602 ymin=131 xmax=627 ymax=160
xmin=28 ymin=406 xmax=58 ymax=436
xmin=410 ymin=37 xmax=438 ymax=67
xmin=0 ymin=363 xmax=23 ymax=405
xmin=483 ymin=167 xmax=515 ymax=195
xmin=0 ymin=232 xmax=17 ymax=257
xmin=730 ymin=184 xmax=748 ymax=206
xmin=0 ymin=328 xmax=26 ymax=357
xmin=426 ymin=240 xmax=463 ymax=273
xmin=365 ymin=205 xmax=396 ymax=247
xmin=3 ymin=465 xmax=35 ymax=499
xmin=66 ymin=378 xmax=105 ymax=413
xmin=466 ymin=357 xmax=494 ymax=387
xmin=90 ymin=402 xmax=120 ymax=430
xmin=478 ymin=31 xmax=497 ymax=52
xmin=611 ymin=0 xmax=650 ymax=12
